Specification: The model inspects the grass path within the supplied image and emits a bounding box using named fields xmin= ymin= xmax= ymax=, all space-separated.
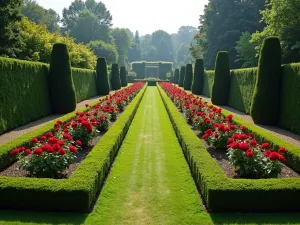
xmin=85 ymin=86 xmax=204 ymax=224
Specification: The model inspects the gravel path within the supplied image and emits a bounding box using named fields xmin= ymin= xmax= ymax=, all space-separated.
xmin=200 ymin=95 xmax=300 ymax=147
xmin=0 ymin=95 xmax=105 ymax=145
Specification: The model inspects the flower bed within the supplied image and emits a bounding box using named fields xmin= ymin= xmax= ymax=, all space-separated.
xmin=0 ymin=82 xmax=146 ymax=212
xmin=158 ymin=83 xmax=300 ymax=212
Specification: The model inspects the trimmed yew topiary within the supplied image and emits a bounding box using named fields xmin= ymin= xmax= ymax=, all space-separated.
xmin=183 ymin=64 xmax=193 ymax=90
xmin=192 ymin=59 xmax=204 ymax=95
xmin=111 ymin=63 xmax=122 ymax=90
xmin=179 ymin=66 xmax=185 ymax=87
xmin=120 ymin=66 xmax=128 ymax=87
xmin=174 ymin=69 xmax=180 ymax=84
xmin=96 ymin=57 xmax=110 ymax=95
xmin=49 ymin=43 xmax=77 ymax=113
xmin=211 ymin=51 xmax=230 ymax=105
xmin=250 ymin=37 xmax=281 ymax=125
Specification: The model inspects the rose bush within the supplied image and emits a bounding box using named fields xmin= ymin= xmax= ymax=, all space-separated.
xmin=10 ymin=82 xmax=145 ymax=178
xmin=160 ymin=82 xmax=288 ymax=178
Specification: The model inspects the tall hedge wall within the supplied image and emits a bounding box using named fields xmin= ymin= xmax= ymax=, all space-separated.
xmin=228 ymin=68 xmax=257 ymax=113
xmin=72 ymin=68 xmax=97 ymax=102
xmin=0 ymin=57 xmax=51 ymax=134
xmin=202 ymin=71 xmax=215 ymax=97
xmin=279 ymin=63 xmax=300 ymax=134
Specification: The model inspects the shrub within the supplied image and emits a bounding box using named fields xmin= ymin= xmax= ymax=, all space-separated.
xmin=48 ymin=43 xmax=77 ymax=113
xmin=211 ymin=51 xmax=231 ymax=105
xmin=174 ymin=69 xmax=180 ymax=84
xmin=87 ymin=40 xmax=118 ymax=65
xmin=250 ymin=37 xmax=281 ymax=125
xmin=183 ymin=64 xmax=193 ymax=90
xmin=179 ymin=66 xmax=185 ymax=87
xmin=111 ymin=63 xmax=122 ymax=90
xmin=202 ymin=71 xmax=214 ymax=97
xmin=96 ymin=57 xmax=110 ymax=95
xmin=192 ymin=59 xmax=204 ymax=95
xmin=120 ymin=66 xmax=128 ymax=87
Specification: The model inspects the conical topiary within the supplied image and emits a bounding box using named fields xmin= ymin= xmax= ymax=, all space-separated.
xmin=120 ymin=66 xmax=128 ymax=87
xmin=48 ymin=43 xmax=77 ymax=113
xmin=250 ymin=37 xmax=281 ymax=125
xmin=192 ymin=59 xmax=204 ymax=95
xmin=111 ymin=63 xmax=122 ymax=90
xmin=96 ymin=57 xmax=110 ymax=95
xmin=183 ymin=64 xmax=193 ymax=90
xmin=211 ymin=51 xmax=231 ymax=105
xmin=179 ymin=66 xmax=185 ymax=87
xmin=174 ymin=69 xmax=180 ymax=85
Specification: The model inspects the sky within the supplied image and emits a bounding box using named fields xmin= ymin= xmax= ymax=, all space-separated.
xmin=36 ymin=0 xmax=208 ymax=35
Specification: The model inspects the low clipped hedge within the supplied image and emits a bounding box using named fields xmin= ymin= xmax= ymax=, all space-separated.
xmin=0 ymin=84 xmax=147 ymax=212
xmin=158 ymin=84 xmax=300 ymax=212
xmin=72 ymin=68 xmax=97 ymax=102
xmin=228 ymin=68 xmax=257 ymax=113
xmin=202 ymin=70 xmax=214 ymax=97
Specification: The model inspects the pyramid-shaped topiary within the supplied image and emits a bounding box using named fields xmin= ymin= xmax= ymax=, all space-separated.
xmin=174 ymin=69 xmax=180 ymax=85
xmin=179 ymin=66 xmax=185 ymax=87
xmin=111 ymin=63 xmax=122 ymax=90
xmin=96 ymin=57 xmax=110 ymax=95
xmin=183 ymin=64 xmax=193 ymax=90
xmin=120 ymin=66 xmax=128 ymax=87
xmin=192 ymin=59 xmax=204 ymax=95
xmin=48 ymin=43 xmax=77 ymax=113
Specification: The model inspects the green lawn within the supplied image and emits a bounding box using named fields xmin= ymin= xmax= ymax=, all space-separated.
xmin=1 ymin=87 xmax=300 ymax=224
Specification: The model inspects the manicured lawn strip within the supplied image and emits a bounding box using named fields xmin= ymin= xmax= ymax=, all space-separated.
xmin=0 ymin=84 xmax=146 ymax=212
xmin=158 ymin=84 xmax=300 ymax=212
xmin=84 ymin=87 xmax=204 ymax=224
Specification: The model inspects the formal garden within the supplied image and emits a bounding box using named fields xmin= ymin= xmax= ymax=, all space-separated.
xmin=1 ymin=0 xmax=300 ymax=224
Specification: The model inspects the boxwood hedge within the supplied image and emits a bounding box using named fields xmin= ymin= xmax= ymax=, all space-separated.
xmin=0 ymin=84 xmax=147 ymax=212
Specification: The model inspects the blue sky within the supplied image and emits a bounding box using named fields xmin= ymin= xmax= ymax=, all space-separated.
xmin=36 ymin=0 xmax=208 ymax=35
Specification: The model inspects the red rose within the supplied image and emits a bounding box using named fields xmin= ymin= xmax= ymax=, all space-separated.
xmin=269 ymin=152 xmax=278 ymax=161
xmin=69 ymin=146 xmax=77 ymax=153
xmin=239 ymin=133 xmax=248 ymax=140
xmin=58 ymin=140 xmax=65 ymax=146
xmin=240 ymin=126 xmax=246 ymax=131
xmin=10 ymin=148 xmax=20 ymax=156
xmin=40 ymin=136 xmax=47 ymax=140
xmin=76 ymin=140 xmax=82 ymax=146
xmin=214 ymin=133 xmax=219 ymax=138
xmin=250 ymin=139 xmax=257 ymax=147
xmin=63 ymin=133 xmax=73 ymax=141
xmin=232 ymin=133 xmax=239 ymax=139
xmin=278 ymin=147 xmax=287 ymax=154
xmin=239 ymin=143 xmax=249 ymax=151
xmin=277 ymin=154 xmax=286 ymax=163
xmin=261 ymin=142 xmax=270 ymax=149
xmin=71 ymin=122 xmax=77 ymax=128
xmin=264 ymin=150 xmax=272 ymax=157
xmin=31 ymin=137 xmax=38 ymax=143
xmin=58 ymin=149 xmax=66 ymax=155
xmin=48 ymin=137 xmax=58 ymax=144
xmin=45 ymin=132 xmax=53 ymax=138
xmin=231 ymin=142 xmax=240 ymax=149
xmin=227 ymin=138 xmax=234 ymax=144
xmin=24 ymin=149 xmax=31 ymax=155
xmin=34 ymin=148 xmax=43 ymax=155
xmin=246 ymin=149 xmax=254 ymax=158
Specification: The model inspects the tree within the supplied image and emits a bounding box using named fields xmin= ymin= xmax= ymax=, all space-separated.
xmin=176 ymin=43 xmax=192 ymax=67
xmin=211 ymin=51 xmax=230 ymax=105
xmin=127 ymin=31 xmax=141 ymax=62
xmin=88 ymin=40 xmax=118 ymax=65
xmin=96 ymin=58 xmax=110 ymax=95
xmin=193 ymin=0 xmax=265 ymax=69
xmin=192 ymin=59 xmax=204 ymax=95
xmin=151 ymin=30 xmax=173 ymax=61
xmin=49 ymin=43 xmax=77 ymax=113
xmin=111 ymin=28 xmax=131 ymax=66
xmin=250 ymin=37 xmax=281 ymax=125
xmin=0 ymin=0 xmax=23 ymax=57
xmin=251 ymin=0 xmax=300 ymax=64
xmin=111 ymin=64 xmax=121 ymax=90
xmin=235 ymin=32 xmax=258 ymax=68
xmin=177 ymin=26 xmax=197 ymax=44
xmin=62 ymin=0 xmax=112 ymax=43
xmin=22 ymin=0 xmax=60 ymax=32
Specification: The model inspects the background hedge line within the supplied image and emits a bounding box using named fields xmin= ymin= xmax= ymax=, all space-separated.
xmin=0 ymin=84 xmax=147 ymax=212
xmin=202 ymin=70 xmax=214 ymax=97
xmin=0 ymin=57 xmax=107 ymax=134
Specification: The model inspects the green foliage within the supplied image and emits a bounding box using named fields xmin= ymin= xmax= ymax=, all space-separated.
xmin=193 ymin=0 xmax=265 ymax=69
xmin=158 ymin=84 xmax=300 ymax=212
xmin=22 ymin=0 xmax=60 ymax=32
xmin=48 ymin=43 xmax=77 ymax=113
xmin=111 ymin=64 xmax=121 ymax=90
xmin=127 ymin=31 xmax=141 ymax=62
xmin=202 ymin=71 xmax=214 ymax=97
xmin=178 ymin=66 xmax=185 ymax=87
xmin=0 ymin=0 xmax=23 ymax=57
xmin=72 ymin=68 xmax=97 ymax=102
xmin=111 ymin=28 xmax=131 ymax=66
xmin=96 ymin=58 xmax=110 ymax=95
xmin=211 ymin=51 xmax=231 ymax=105
xmin=0 ymin=57 xmax=51 ymax=134
xmin=250 ymin=37 xmax=281 ymax=125
xmin=0 ymin=85 xmax=146 ymax=211
xmin=132 ymin=62 xmax=146 ymax=79
xmin=192 ymin=59 xmax=204 ymax=95
xmin=62 ymin=0 xmax=112 ymax=43
xmin=120 ymin=66 xmax=128 ymax=87
xmin=279 ymin=63 xmax=300 ymax=135
xmin=151 ymin=30 xmax=174 ymax=62
xmin=183 ymin=64 xmax=193 ymax=90
xmin=88 ymin=40 xmax=118 ymax=65
xmin=228 ymin=68 xmax=257 ymax=113
xmin=251 ymin=0 xmax=300 ymax=64
xmin=235 ymin=32 xmax=258 ymax=68
xmin=19 ymin=18 xmax=96 ymax=69
xmin=175 ymin=43 xmax=193 ymax=68
xmin=174 ymin=69 xmax=180 ymax=84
